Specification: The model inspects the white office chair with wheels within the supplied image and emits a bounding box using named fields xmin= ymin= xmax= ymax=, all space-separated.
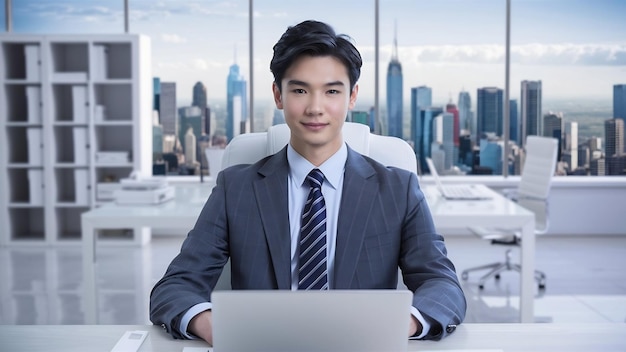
xmin=461 ymin=135 xmax=559 ymax=290
xmin=213 ymin=122 xmax=418 ymax=290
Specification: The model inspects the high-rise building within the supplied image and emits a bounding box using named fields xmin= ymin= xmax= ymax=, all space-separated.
xmin=153 ymin=77 xmax=161 ymax=112
xmin=410 ymin=86 xmax=432 ymax=143
xmin=476 ymin=87 xmax=503 ymax=142
xmin=544 ymin=112 xmax=563 ymax=162
xmin=159 ymin=81 xmax=177 ymax=136
xmin=565 ymin=121 xmax=578 ymax=171
xmin=226 ymin=61 xmax=247 ymax=142
xmin=184 ymin=127 xmax=197 ymax=167
xmin=520 ymin=80 xmax=542 ymax=147
xmin=178 ymin=106 xmax=203 ymax=163
xmin=458 ymin=90 xmax=472 ymax=134
xmin=192 ymin=81 xmax=208 ymax=133
xmin=386 ymin=26 xmax=403 ymax=138
xmin=605 ymin=118 xmax=624 ymax=158
xmin=578 ymin=144 xmax=590 ymax=168
xmin=510 ymin=99 xmax=519 ymax=145
xmin=433 ymin=112 xmax=455 ymax=170
xmin=412 ymin=107 xmax=443 ymax=173
xmin=445 ymin=100 xmax=460 ymax=165
xmin=614 ymin=84 xmax=626 ymax=152
xmin=479 ymin=134 xmax=503 ymax=175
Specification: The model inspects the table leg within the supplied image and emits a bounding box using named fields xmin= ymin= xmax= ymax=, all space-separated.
xmin=519 ymin=219 xmax=535 ymax=323
xmin=82 ymin=215 xmax=97 ymax=324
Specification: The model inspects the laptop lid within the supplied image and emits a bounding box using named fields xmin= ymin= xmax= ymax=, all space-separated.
xmin=211 ymin=290 xmax=412 ymax=352
xmin=425 ymin=157 xmax=491 ymax=200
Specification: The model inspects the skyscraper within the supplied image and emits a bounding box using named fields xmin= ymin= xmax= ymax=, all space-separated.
xmin=413 ymin=106 xmax=443 ymax=173
xmin=433 ymin=112 xmax=455 ymax=170
xmin=192 ymin=81 xmax=208 ymax=134
xmin=544 ymin=112 xmax=563 ymax=161
xmin=410 ymin=86 xmax=432 ymax=145
xmin=445 ymin=99 xmax=460 ymax=164
xmin=159 ymin=82 xmax=177 ymax=136
xmin=153 ymin=77 xmax=161 ymax=112
xmin=509 ymin=99 xmax=519 ymax=145
xmin=605 ymin=118 xmax=624 ymax=158
xmin=458 ymin=90 xmax=472 ymax=134
xmin=178 ymin=106 xmax=203 ymax=162
xmin=565 ymin=121 xmax=578 ymax=171
xmin=614 ymin=84 xmax=626 ymax=152
xmin=520 ymin=80 xmax=542 ymax=147
xmin=386 ymin=26 xmax=403 ymax=138
xmin=226 ymin=61 xmax=247 ymax=142
xmin=476 ymin=87 xmax=503 ymax=142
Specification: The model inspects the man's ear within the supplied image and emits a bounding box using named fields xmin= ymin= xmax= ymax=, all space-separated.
xmin=348 ymin=84 xmax=359 ymax=110
xmin=272 ymin=82 xmax=283 ymax=109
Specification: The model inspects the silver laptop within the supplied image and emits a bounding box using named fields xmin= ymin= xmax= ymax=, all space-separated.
xmin=426 ymin=158 xmax=491 ymax=200
xmin=211 ymin=290 xmax=412 ymax=352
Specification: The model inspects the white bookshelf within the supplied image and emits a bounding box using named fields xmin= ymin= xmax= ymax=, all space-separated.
xmin=0 ymin=34 xmax=152 ymax=245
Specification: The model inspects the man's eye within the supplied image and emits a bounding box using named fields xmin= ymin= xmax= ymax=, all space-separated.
xmin=328 ymin=89 xmax=340 ymax=94
xmin=292 ymin=88 xmax=306 ymax=94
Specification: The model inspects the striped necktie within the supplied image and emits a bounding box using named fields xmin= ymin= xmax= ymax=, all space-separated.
xmin=298 ymin=169 xmax=328 ymax=290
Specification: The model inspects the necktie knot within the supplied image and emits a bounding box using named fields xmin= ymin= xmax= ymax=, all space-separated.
xmin=306 ymin=169 xmax=324 ymax=189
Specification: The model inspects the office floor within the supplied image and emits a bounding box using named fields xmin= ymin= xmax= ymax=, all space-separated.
xmin=1 ymin=235 xmax=625 ymax=325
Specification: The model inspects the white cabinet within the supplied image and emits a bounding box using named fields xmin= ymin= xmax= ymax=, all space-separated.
xmin=0 ymin=34 xmax=152 ymax=245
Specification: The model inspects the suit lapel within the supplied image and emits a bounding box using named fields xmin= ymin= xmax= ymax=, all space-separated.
xmin=334 ymin=148 xmax=378 ymax=289
xmin=253 ymin=148 xmax=291 ymax=289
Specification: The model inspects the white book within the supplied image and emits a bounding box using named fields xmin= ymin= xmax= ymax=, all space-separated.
xmin=28 ymin=169 xmax=44 ymax=205
xmin=74 ymin=169 xmax=89 ymax=205
xmin=26 ymin=127 xmax=43 ymax=165
xmin=93 ymin=45 xmax=108 ymax=80
xmin=94 ymin=105 xmax=107 ymax=122
xmin=73 ymin=127 xmax=88 ymax=164
xmin=26 ymin=86 xmax=42 ymax=124
xmin=24 ymin=45 xmax=40 ymax=81
xmin=72 ymin=86 xmax=88 ymax=123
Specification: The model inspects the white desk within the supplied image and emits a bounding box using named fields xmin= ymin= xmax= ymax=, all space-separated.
xmin=82 ymin=184 xmax=535 ymax=324
xmin=2 ymin=323 xmax=625 ymax=351
xmin=422 ymin=184 xmax=536 ymax=323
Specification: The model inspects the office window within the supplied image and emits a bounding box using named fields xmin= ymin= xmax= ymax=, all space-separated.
xmin=380 ymin=0 xmax=506 ymax=175
xmin=511 ymin=0 xmax=626 ymax=177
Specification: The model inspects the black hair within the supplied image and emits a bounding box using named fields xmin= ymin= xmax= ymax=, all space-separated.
xmin=270 ymin=20 xmax=362 ymax=93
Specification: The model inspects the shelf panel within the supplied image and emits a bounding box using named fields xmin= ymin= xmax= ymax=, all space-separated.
xmin=53 ymin=126 xmax=89 ymax=164
xmin=56 ymin=207 xmax=89 ymax=241
xmin=2 ymin=42 xmax=41 ymax=80
xmin=7 ymin=168 xmax=44 ymax=204
xmin=94 ymin=84 xmax=132 ymax=122
xmin=5 ymin=126 xmax=43 ymax=164
xmin=50 ymin=42 xmax=89 ymax=77
xmin=8 ymin=208 xmax=45 ymax=241
xmin=3 ymin=84 xmax=42 ymax=123
xmin=92 ymin=43 xmax=131 ymax=80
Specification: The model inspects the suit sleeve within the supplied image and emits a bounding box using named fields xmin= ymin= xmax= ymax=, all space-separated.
xmin=399 ymin=172 xmax=467 ymax=340
xmin=149 ymin=170 xmax=230 ymax=339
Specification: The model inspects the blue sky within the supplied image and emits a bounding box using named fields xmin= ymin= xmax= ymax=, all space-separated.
xmin=3 ymin=0 xmax=625 ymax=106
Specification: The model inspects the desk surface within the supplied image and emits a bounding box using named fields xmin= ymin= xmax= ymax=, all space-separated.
xmin=1 ymin=323 xmax=624 ymax=351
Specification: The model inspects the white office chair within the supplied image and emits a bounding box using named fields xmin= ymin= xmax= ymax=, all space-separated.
xmin=461 ymin=135 xmax=559 ymax=290
xmin=213 ymin=122 xmax=417 ymax=290
xmin=220 ymin=122 xmax=417 ymax=174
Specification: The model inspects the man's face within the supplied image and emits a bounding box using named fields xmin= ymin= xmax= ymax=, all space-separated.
xmin=273 ymin=55 xmax=358 ymax=160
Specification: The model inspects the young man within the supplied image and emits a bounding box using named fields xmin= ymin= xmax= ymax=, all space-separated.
xmin=150 ymin=20 xmax=466 ymax=344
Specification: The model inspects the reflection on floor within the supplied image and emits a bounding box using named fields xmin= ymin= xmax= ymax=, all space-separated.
xmin=1 ymin=235 xmax=625 ymax=325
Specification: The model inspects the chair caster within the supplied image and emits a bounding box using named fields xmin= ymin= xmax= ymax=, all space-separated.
xmin=539 ymin=283 xmax=546 ymax=290
xmin=495 ymin=274 xmax=501 ymax=280
xmin=478 ymin=284 xmax=484 ymax=290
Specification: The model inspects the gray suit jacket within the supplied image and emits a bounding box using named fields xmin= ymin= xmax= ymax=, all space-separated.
xmin=150 ymin=146 xmax=466 ymax=340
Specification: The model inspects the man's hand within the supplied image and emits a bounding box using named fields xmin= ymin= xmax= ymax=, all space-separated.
xmin=408 ymin=315 xmax=422 ymax=337
xmin=189 ymin=310 xmax=213 ymax=345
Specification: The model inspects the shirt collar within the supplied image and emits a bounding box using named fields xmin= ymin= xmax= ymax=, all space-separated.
xmin=287 ymin=143 xmax=347 ymax=190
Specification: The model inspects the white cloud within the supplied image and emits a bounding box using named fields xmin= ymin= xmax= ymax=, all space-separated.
xmin=391 ymin=43 xmax=626 ymax=66
xmin=161 ymin=34 xmax=188 ymax=43
xmin=194 ymin=59 xmax=208 ymax=70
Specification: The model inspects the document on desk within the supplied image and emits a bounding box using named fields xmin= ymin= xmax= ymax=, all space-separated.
xmin=110 ymin=330 xmax=148 ymax=352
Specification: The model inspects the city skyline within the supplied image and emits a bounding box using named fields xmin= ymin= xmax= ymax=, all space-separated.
xmin=4 ymin=0 xmax=626 ymax=105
